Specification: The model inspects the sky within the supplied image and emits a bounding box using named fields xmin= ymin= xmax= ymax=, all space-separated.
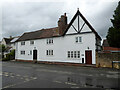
xmin=0 ymin=0 xmax=119 ymax=41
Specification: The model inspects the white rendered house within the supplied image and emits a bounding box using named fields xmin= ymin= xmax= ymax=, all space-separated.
xmin=15 ymin=10 xmax=101 ymax=65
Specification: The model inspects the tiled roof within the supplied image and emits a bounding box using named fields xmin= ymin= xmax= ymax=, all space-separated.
xmin=4 ymin=38 xmax=13 ymax=44
xmin=17 ymin=27 xmax=60 ymax=41
xmin=16 ymin=10 xmax=101 ymax=42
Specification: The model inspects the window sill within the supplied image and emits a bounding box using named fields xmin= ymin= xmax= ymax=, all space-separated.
xmin=75 ymin=42 xmax=82 ymax=44
xmin=46 ymin=44 xmax=54 ymax=45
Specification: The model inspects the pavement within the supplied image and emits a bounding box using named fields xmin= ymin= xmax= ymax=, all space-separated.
xmin=1 ymin=61 xmax=120 ymax=89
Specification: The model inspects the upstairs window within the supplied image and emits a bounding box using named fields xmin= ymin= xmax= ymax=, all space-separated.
xmin=21 ymin=51 xmax=25 ymax=55
xmin=76 ymin=37 xmax=82 ymax=43
xmin=30 ymin=41 xmax=34 ymax=45
xmin=47 ymin=38 xmax=53 ymax=44
xmin=46 ymin=50 xmax=53 ymax=56
xmin=21 ymin=41 xmax=25 ymax=45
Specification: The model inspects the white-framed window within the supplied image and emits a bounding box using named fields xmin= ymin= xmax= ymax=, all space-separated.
xmin=47 ymin=38 xmax=53 ymax=44
xmin=71 ymin=51 xmax=73 ymax=58
xmin=78 ymin=51 xmax=80 ymax=58
xmin=21 ymin=41 xmax=25 ymax=45
xmin=30 ymin=50 xmax=32 ymax=55
xmin=67 ymin=51 xmax=80 ymax=58
xmin=30 ymin=41 xmax=34 ymax=45
xmin=21 ymin=51 xmax=25 ymax=55
xmin=68 ymin=51 xmax=70 ymax=58
xmin=75 ymin=37 xmax=82 ymax=43
xmin=46 ymin=50 xmax=53 ymax=56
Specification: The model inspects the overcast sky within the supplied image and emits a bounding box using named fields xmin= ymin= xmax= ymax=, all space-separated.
xmin=0 ymin=0 xmax=119 ymax=40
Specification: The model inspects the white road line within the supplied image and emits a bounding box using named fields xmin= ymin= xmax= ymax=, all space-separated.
xmin=37 ymin=69 xmax=73 ymax=74
xmin=71 ymin=86 xmax=79 ymax=88
xmin=16 ymin=74 xmax=21 ymax=77
xmin=4 ymin=75 xmax=9 ymax=77
xmin=10 ymin=76 xmax=14 ymax=78
xmin=53 ymin=81 xmax=62 ymax=83
xmin=65 ymin=82 xmax=77 ymax=86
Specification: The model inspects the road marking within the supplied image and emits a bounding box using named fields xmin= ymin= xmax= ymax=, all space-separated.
xmin=65 ymin=82 xmax=77 ymax=86
xmin=23 ymin=76 xmax=29 ymax=78
xmin=10 ymin=75 xmax=15 ymax=78
xmin=32 ymin=77 xmax=37 ymax=80
xmin=106 ymin=74 xmax=118 ymax=78
xmin=53 ymin=81 xmax=62 ymax=83
xmin=25 ymin=78 xmax=30 ymax=81
xmin=37 ymin=69 xmax=73 ymax=74
xmin=3 ymin=75 xmax=37 ymax=88
xmin=16 ymin=74 xmax=21 ymax=77
xmin=71 ymin=86 xmax=79 ymax=88
xmin=4 ymin=72 xmax=8 ymax=74
xmin=5 ymin=75 xmax=9 ymax=77
xmin=20 ymin=77 xmax=24 ymax=79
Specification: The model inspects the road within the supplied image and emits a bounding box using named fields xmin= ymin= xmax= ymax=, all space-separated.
xmin=1 ymin=61 xmax=120 ymax=89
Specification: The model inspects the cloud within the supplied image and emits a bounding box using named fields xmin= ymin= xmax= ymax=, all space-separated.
xmin=1 ymin=0 xmax=119 ymax=40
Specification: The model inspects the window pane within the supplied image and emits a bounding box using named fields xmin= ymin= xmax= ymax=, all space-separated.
xmin=68 ymin=51 xmax=70 ymax=58
xmin=30 ymin=50 xmax=32 ymax=55
xmin=76 ymin=37 xmax=78 ymax=43
xmin=51 ymin=39 xmax=53 ymax=43
xmin=78 ymin=51 xmax=80 ymax=58
xmin=30 ymin=41 xmax=34 ymax=44
xmin=47 ymin=39 xmax=48 ymax=44
xmin=21 ymin=41 xmax=25 ymax=45
xmin=74 ymin=51 xmax=76 ymax=58
xmin=46 ymin=50 xmax=48 ymax=55
xmin=71 ymin=51 xmax=73 ymax=58
xmin=51 ymin=50 xmax=53 ymax=55
xmin=49 ymin=50 xmax=50 ymax=55
xmin=79 ymin=37 xmax=82 ymax=42
xmin=21 ymin=51 xmax=25 ymax=55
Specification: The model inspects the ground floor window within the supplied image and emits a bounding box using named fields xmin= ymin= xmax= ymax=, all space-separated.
xmin=21 ymin=51 xmax=25 ymax=55
xmin=67 ymin=51 xmax=80 ymax=58
xmin=46 ymin=50 xmax=53 ymax=56
xmin=30 ymin=50 xmax=32 ymax=55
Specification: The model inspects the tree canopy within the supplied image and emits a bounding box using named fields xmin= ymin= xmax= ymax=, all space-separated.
xmin=106 ymin=1 xmax=120 ymax=48
xmin=0 ymin=44 xmax=6 ymax=52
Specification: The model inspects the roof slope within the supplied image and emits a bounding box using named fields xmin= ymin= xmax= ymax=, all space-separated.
xmin=17 ymin=10 xmax=101 ymax=42
xmin=17 ymin=27 xmax=59 ymax=41
xmin=4 ymin=38 xmax=13 ymax=44
xmin=63 ymin=10 xmax=101 ymax=40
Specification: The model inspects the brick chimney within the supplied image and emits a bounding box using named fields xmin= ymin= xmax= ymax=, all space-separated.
xmin=58 ymin=13 xmax=67 ymax=35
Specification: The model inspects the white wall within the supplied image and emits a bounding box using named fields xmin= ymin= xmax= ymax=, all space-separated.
xmin=15 ymin=33 xmax=96 ymax=64
xmin=1 ymin=39 xmax=6 ymax=46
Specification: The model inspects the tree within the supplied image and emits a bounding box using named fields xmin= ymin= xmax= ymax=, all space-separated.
xmin=106 ymin=1 xmax=120 ymax=48
xmin=0 ymin=44 xmax=6 ymax=53
xmin=0 ymin=44 xmax=6 ymax=58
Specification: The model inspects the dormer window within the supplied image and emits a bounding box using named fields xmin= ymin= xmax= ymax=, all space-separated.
xmin=21 ymin=41 xmax=25 ymax=45
xmin=30 ymin=41 xmax=34 ymax=45
xmin=47 ymin=38 xmax=53 ymax=44
xmin=76 ymin=37 xmax=82 ymax=43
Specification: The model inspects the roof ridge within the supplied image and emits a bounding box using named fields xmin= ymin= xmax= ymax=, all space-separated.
xmin=24 ymin=27 xmax=58 ymax=34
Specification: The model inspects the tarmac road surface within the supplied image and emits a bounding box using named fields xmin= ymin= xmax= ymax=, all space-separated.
xmin=1 ymin=61 xmax=120 ymax=89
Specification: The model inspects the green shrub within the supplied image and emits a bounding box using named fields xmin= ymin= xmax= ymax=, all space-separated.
xmin=2 ymin=49 xmax=15 ymax=61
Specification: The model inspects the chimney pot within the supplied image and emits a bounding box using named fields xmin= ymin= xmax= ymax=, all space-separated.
xmin=64 ymin=13 xmax=66 ymax=17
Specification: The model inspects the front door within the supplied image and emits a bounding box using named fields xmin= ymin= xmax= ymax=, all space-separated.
xmin=33 ymin=50 xmax=37 ymax=60
xmin=85 ymin=50 xmax=92 ymax=64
